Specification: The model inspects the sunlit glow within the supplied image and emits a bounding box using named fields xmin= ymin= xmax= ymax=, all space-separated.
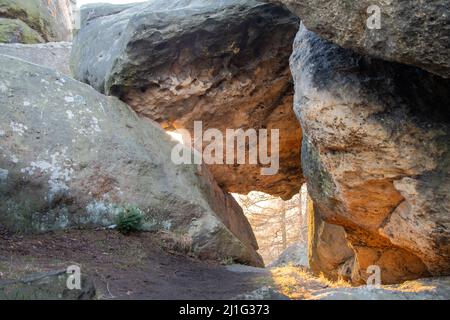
xmin=233 ymin=190 xmax=306 ymax=264
xmin=269 ymin=265 xmax=351 ymax=299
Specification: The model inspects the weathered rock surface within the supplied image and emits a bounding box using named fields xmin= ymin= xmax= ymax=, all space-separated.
xmin=71 ymin=0 xmax=303 ymax=200
xmin=291 ymin=25 xmax=450 ymax=284
xmin=312 ymin=277 xmax=450 ymax=300
xmin=308 ymin=207 xmax=354 ymax=280
xmin=270 ymin=0 xmax=450 ymax=78
xmin=79 ymin=2 xmax=136 ymax=26
xmin=0 ymin=54 xmax=263 ymax=267
xmin=268 ymin=242 xmax=308 ymax=268
xmin=0 ymin=42 xmax=72 ymax=75
xmin=0 ymin=17 xmax=44 ymax=43
xmin=0 ymin=0 xmax=73 ymax=43
xmin=0 ymin=270 xmax=96 ymax=300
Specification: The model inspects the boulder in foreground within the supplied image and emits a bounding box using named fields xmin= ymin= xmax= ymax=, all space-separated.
xmin=0 ymin=54 xmax=263 ymax=267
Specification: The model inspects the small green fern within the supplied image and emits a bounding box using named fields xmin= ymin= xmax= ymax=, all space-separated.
xmin=115 ymin=206 xmax=145 ymax=234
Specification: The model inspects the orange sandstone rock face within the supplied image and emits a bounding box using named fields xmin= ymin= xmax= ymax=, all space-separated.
xmin=71 ymin=0 xmax=303 ymax=199
xmin=123 ymin=64 xmax=302 ymax=200
xmin=292 ymin=25 xmax=450 ymax=284
xmin=308 ymin=205 xmax=354 ymax=281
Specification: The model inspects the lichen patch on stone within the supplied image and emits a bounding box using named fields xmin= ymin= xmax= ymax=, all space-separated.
xmin=66 ymin=110 xmax=74 ymax=119
xmin=64 ymin=96 xmax=74 ymax=103
xmin=20 ymin=148 xmax=74 ymax=201
xmin=10 ymin=122 xmax=28 ymax=136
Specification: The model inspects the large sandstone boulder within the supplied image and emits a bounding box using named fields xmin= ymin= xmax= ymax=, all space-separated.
xmin=0 ymin=0 xmax=73 ymax=43
xmin=291 ymin=25 xmax=450 ymax=284
xmin=0 ymin=42 xmax=72 ymax=75
xmin=270 ymin=0 xmax=450 ymax=78
xmin=71 ymin=0 xmax=303 ymax=200
xmin=0 ymin=54 xmax=263 ymax=267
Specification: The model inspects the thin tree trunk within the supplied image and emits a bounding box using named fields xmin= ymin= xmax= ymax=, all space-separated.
xmin=280 ymin=199 xmax=287 ymax=250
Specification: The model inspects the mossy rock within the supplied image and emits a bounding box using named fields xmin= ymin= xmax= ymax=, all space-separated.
xmin=0 ymin=18 xmax=43 ymax=43
xmin=0 ymin=0 xmax=72 ymax=42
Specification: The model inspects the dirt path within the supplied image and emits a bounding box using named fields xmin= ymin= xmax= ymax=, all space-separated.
xmin=1 ymin=228 xmax=447 ymax=300
xmin=0 ymin=229 xmax=272 ymax=300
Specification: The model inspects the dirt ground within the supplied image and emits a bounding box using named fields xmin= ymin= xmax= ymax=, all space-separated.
xmin=0 ymin=228 xmax=279 ymax=300
xmin=2 ymin=227 xmax=445 ymax=300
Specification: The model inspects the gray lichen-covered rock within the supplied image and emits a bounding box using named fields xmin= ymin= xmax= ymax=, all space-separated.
xmin=71 ymin=0 xmax=303 ymax=200
xmin=0 ymin=270 xmax=96 ymax=300
xmin=268 ymin=242 xmax=308 ymax=268
xmin=270 ymin=0 xmax=450 ymax=78
xmin=0 ymin=42 xmax=72 ymax=75
xmin=0 ymin=0 xmax=73 ymax=43
xmin=79 ymin=2 xmax=136 ymax=26
xmin=291 ymin=25 xmax=450 ymax=284
xmin=0 ymin=54 xmax=263 ymax=267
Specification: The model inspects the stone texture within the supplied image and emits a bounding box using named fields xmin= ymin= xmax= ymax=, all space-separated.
xmin=291 ymin=25 xmax=450 ymax=284
xmin=306 ymin=190 xmax=355 ymax=281
xmin=269 ymin=0 xmax=450 ymax=78
xmin=233 ymin=286 xmax=290 ymax=300
xmin=0 ymin=42 xmax=72 ymax=75
xmin=71 ymin=0 xmax=303 ymax=200
xmin=311 ymin=277 xmax=450 ymax=300
xmin=308 ymin=206 xmax=354 ymax=281
xmin=0 ymin=54 xmax=263 ymax=267
xmin=0 ymin=0 xmax=73 ymax=43
xmin=0 ymin=17 xmax=44 ymax=43
xmin=268 ymin=242 xmax=308 ymax=268
xmin=0 ymin=270 xmax=96 ymax=300
xmin=226 ymin=264 xmax=269 ymax=274
xmin=79 ymin=2 xmax=136 ymax=26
